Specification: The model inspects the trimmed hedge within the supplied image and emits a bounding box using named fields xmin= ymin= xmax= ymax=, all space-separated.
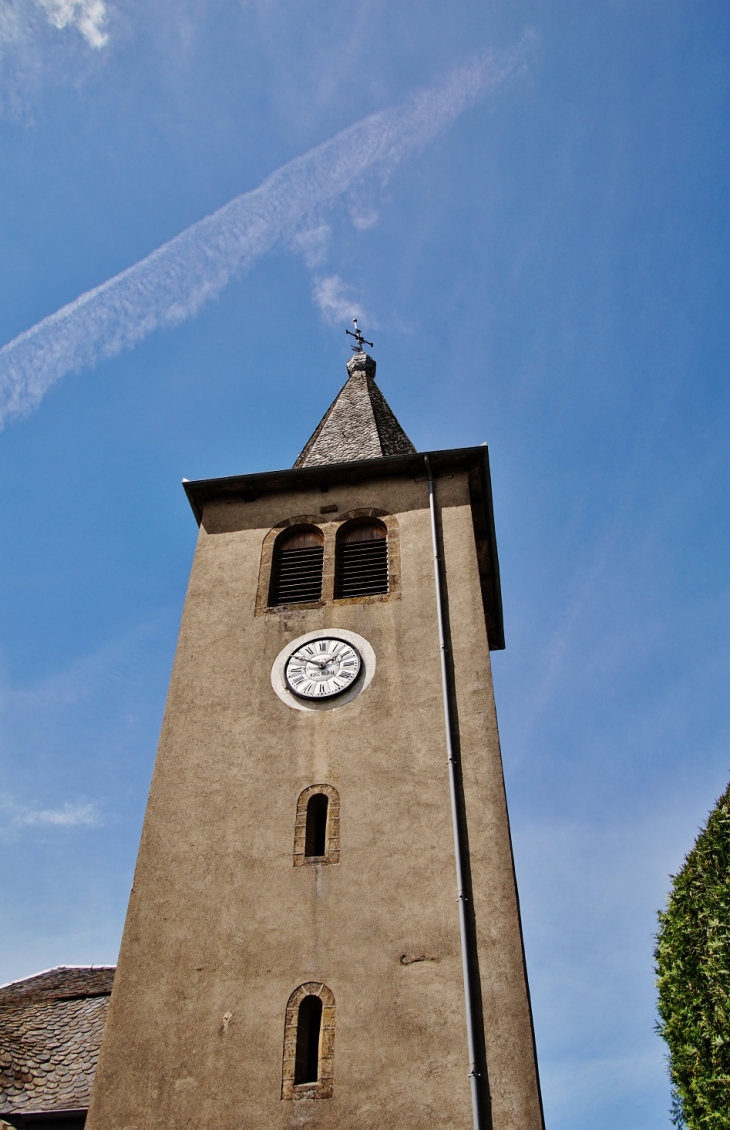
xmin=655 ymin=781 xmax=730 ymax=1128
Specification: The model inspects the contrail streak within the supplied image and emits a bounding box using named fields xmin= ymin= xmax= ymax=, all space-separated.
xmin=0 ymin=46 xmax=522 ymax=427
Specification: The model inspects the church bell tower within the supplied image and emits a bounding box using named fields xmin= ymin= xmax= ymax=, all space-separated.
xmin=86 ymin=340 xmax=544 ymax=1130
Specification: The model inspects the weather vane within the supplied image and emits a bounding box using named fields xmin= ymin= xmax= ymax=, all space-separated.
xmin=346 ymin=317 xmax=373 ymax=353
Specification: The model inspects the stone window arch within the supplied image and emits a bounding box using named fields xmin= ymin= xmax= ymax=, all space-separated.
xmin=332 ymin=508 xmax=401 ymax=604
xmin=293 ymin=785 xmax=340 ymax=866
xmin=334 ymin=517 xmax=388 ymax=597
xmin=268 ymin=524 xmax=324 ymax=606
xmin=256 ymin=515 xmax=333 ymax=613
xmin=281 ymin=983 xmax=336 ymax=1099
xmin=255 ymin=508 xmax=399 ymax=615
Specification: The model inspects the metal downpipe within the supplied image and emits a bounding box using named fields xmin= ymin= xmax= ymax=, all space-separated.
xmin=424 ymin=455 xmax=482 ymax=1130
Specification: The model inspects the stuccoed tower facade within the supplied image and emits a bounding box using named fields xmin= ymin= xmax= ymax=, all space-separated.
xmin=87 ymin=350 xmax=544 ymax=1130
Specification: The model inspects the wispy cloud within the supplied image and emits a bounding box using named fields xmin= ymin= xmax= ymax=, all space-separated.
xmin=0 ymin=0 xmax=109 ymax=47
xmin=312 ymin=274 xmax=367 ymax=325
xmin=13 ymin=801 xmax=101 ymax=826
xmin=0 ymin=41 xmax=527 ymax=428
xmin=0 ymin=795 xmax=101 ymax=829
xmin=34 ymin=0 xmax=109 ymax=49
xmin=0 ymin=0 xmax=110 ymax=119
xmin=0 ymin=619 xmax=170 ymax=835
xmin=0 ymin=4 xmax=24 ymax=49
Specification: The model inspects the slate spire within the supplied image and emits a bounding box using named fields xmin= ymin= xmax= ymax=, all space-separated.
xmin=294 ymin=352 xmax=416 ymax=468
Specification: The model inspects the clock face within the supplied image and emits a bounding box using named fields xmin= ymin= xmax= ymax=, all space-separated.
xmin=285 ymin=637 xmax=362 ymax=699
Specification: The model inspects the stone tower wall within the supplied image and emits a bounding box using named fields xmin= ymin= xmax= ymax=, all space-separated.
xmin=86 ymin=469 xmax=542 ymax=1130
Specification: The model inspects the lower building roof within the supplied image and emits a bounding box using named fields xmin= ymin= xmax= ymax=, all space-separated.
xmin=0 ymin=967 xmax=114 ymax=1120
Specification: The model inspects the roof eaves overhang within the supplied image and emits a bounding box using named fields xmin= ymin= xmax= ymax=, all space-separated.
xmin=183 ymin=446 xmax=504 ymax=650
xmin=0 ymin=1109 xmax=88 ymax=1123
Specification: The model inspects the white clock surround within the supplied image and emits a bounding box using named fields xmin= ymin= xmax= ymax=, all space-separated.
xmin=271 ymin=628 xmax=376 ymax=712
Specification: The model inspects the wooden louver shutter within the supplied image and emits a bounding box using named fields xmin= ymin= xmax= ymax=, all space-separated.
xmin=335 ymin=521 xmax=388 ymax=598
xmin=269 ymin=528 xmax=324 ymax=605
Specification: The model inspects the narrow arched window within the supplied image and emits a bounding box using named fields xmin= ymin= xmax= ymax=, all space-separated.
xmin=305 ymin=793 xmax=328 ymax=857
xmin=269 ymin=526 xmax=324 ymax=606
xmin=334 ymin=519 xmax=387 ymax=598
xmin=293 ymin=785 xmax=340 ymax=866
xmin=282 ymin=983 xmax=335 ymax=1099
xmin=294 ymin=995 xmax=323 ymax=1084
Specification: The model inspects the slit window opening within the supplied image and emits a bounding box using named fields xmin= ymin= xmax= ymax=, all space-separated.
xmin=294 ymin=785 xmax=340 ymax=867
xmin=305 ymin=794 xmax=329 ymax=857
xmin=294 ymin=995 xmax=323 ymax=1085
xmin=269 ymin=527 xmax=324 ymax=606
xmin=335 ymin=520 xmax=388 ymax=598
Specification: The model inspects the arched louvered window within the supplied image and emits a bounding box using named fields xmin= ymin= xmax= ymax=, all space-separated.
xmin=269 ymin=526 xmax=324 ymax=606
xmin=334 ymin=520 xmax=388 ymax=598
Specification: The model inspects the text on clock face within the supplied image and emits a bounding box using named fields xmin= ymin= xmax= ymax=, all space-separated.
xmin=285 ymin=638 xmax=362 ymax=699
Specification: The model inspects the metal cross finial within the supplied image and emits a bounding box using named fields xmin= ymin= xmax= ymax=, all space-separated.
xmin=346 ymin=317 xmax=373 ymax=354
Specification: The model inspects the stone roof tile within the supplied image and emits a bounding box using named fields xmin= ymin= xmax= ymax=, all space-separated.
xmin=0 ymin=967 xmax=114 ymax=1118
xmin=293 ymin=353 xmax=416 ymax=467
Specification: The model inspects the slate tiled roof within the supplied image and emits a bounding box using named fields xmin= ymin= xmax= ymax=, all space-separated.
xmin=294 ymin=352 xmax=416 ymax=467
xmin=0 ymin=966 xmax=114 ymax=1119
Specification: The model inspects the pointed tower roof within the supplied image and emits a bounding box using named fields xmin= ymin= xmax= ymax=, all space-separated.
xmin=293 ymin=352 xmax=416 ymax=468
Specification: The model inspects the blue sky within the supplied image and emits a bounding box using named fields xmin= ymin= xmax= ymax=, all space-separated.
xmin=1 ymin=2 xmax=729 ymax=1127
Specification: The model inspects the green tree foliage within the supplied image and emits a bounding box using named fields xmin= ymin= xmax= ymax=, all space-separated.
xmin=656 ymin=781 xmax=730 ymax=1128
